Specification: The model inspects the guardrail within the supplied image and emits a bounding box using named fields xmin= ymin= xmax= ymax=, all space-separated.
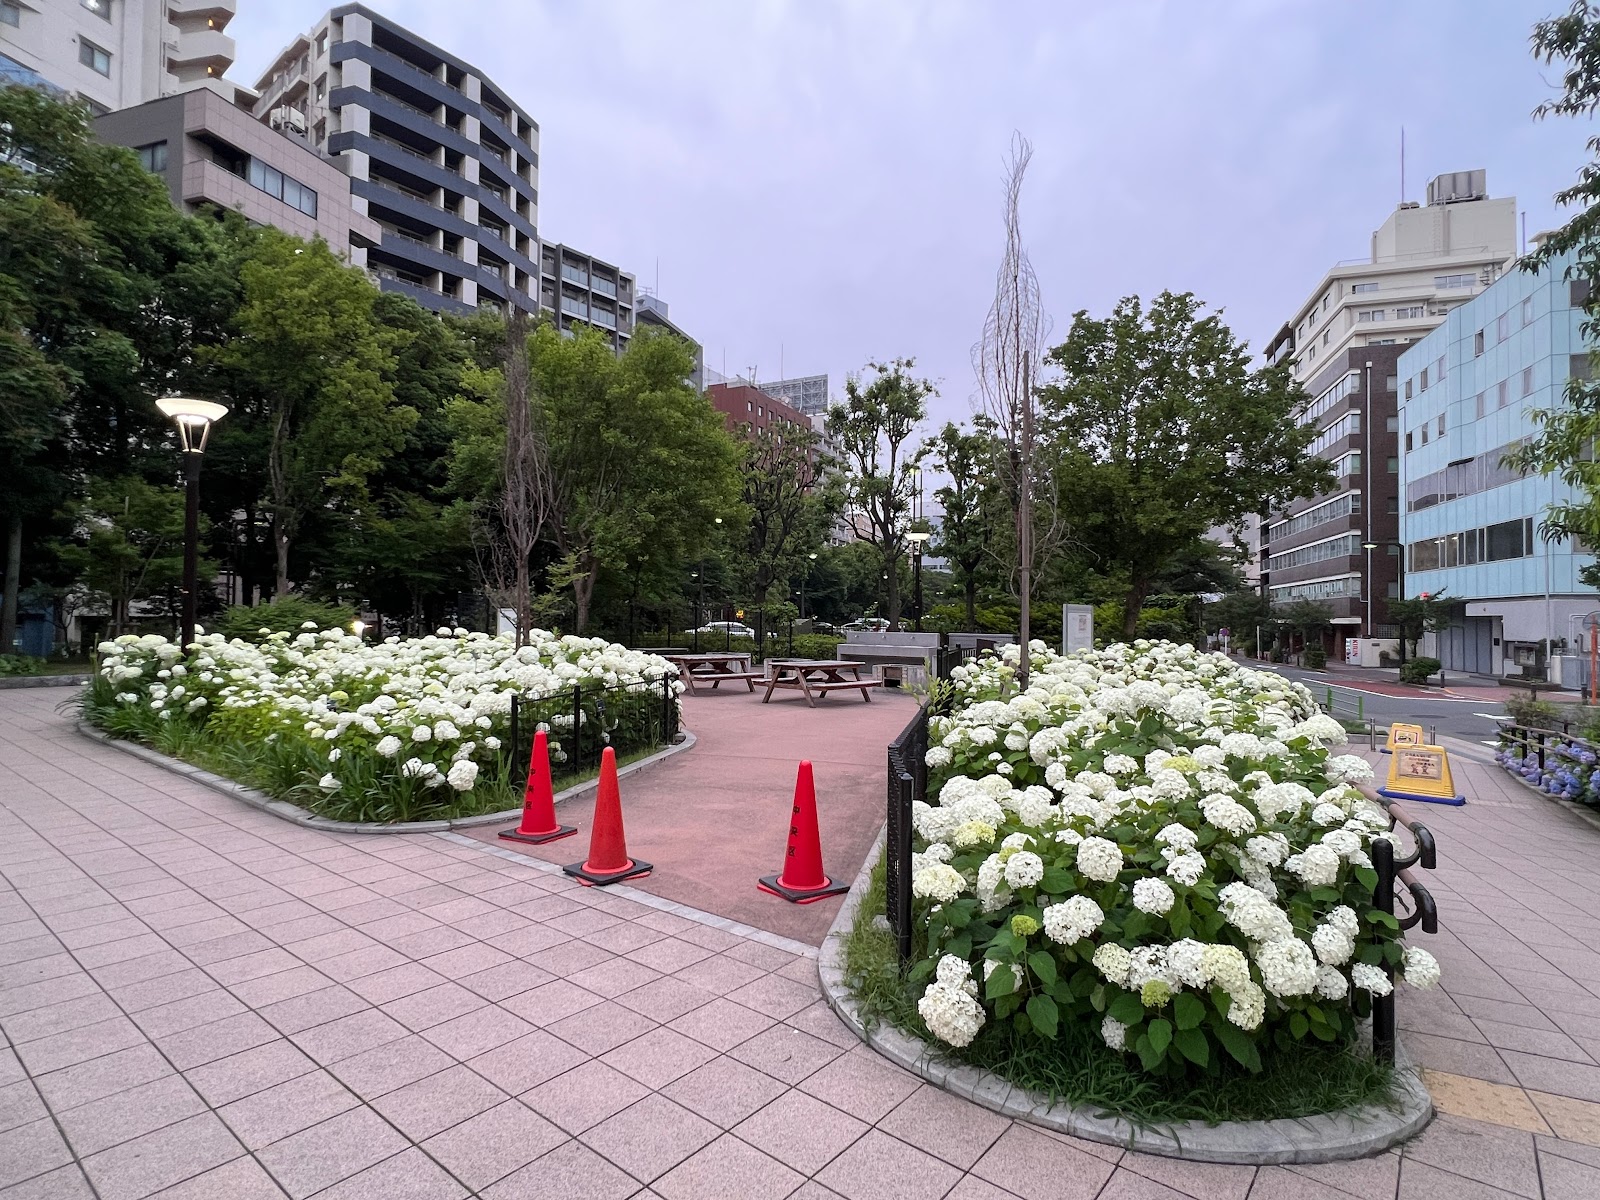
xmin=1371 ymin=808 xmax=1439 ymax=1063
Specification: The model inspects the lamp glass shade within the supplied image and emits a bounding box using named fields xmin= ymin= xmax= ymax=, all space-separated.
xmin=156 ymin=397 xmax=229 ymax=424
xmin=906 ymin=531 xmax=932 ymax=545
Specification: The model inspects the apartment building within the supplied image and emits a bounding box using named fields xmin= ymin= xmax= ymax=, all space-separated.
xmin=635 ymin=294 xmax=703 ymax=389
xmin=1265 ymin=172 xmax=1517 ymax=381
xmin=1259 ymin=347 xmax=1405 ymax=653
xmin=95 ymin=87 xmax=380 ymax=256
xmin=706 ymin=381 xmax=809 ymax=439
xmin=1 ymin=0 xmax=244 ymax=112
xmin=253 ymin=4 xmax=540 ymax=315
xmin=1399 ymin=247 xmax=1596 ymax=678
xmin=538 ymin=242 xmax=633 ymax=350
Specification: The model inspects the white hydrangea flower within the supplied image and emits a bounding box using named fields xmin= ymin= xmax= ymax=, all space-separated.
xmin=1076 ymin=836 xmax=1123 ymax=883
xmin=1003 ymin=851 xmax=1045 ymax=889
xmin=912 ymin=864 xmax=966 ymax=903
xmin=1131 ymin=878 xmax=1176 ymax=915
xmin=1092 ymin=943 xmax=1133 ymax=986
xmin=1402 ymin=946 xmax=1441 ymax=990
xmin=919 ymin=981 xmax=986 ymax=1047
xmin=1312 ymin=923 xmax=1355 ymax=966
xmin=1284 ymin=844 xmax=1342 ymax=888
xmin=1101 ymin=1015 xmax=1128 ymax=1050
xmin=1042 ymin=896 xmax=1104 ymax=946
xmin=1350 ymin=963 xmax=1393 ymax=996
xmin=446 ymin=760 xmax=479 ymax=792
xmin=1315 ymin=966 xmax=1349 ymax=1000
xmin=1255 ymin=938 xmax=1319 ymax=997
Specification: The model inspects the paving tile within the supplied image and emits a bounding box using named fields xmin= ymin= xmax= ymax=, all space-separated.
xmin=15 ymin=1017 xmax=147 ymax=1075
xmin=502 ymin=979 xmax=605 ymax=1027
xmin=612 ymin=975 xmax=719 ymax=1025
xmin=459 ymin=961 xmax=554 ymax=1002
xmin=0 ymin=1079 xmax=46 ymax=1135
xmin=422 ymin=1099 xmax=567 ymax=1192
xmin=104 ymin=970 xmax=216 ymax=1015
xmin=546 ymin=1001 xmax=657 ymax=1056
xmin=1472 ymin=1017 xmax=1595 ymax=1062
xmin=1405 ymin=1033 xmax=1517 ymax=1084
xmin=727 ymin=974 xmax=818 ymax=1021
xmin=568 ymin=957 xmax=662 ymax=1000
xmin=969 ymin=1124 xmax=1119 ymax=1200
xmin=942 ymin=1179 xmax=1019 ymax=1200
xmin=217 ymin=1069 xmax=360 ymax=1150
xmin=724 ymin=941 xmax=798 ymax=972
xmin=423 ymin=1004 xmax=538 ymax=1060
xmin=1530 ymin=1088 xmax=1600 ymax=1145
xmin=1285 ymin=1153 xmax=1396 ymax=1200
xmin=580 ymin=1093 xmax=719 ymax=1182
xmin=1092 ymin=1172 xmax=1191 ymax=1200
xmin=661 ymin=1055 xmax=788 ymax=1129
xmin=815 ymin=1128 xmax=963 ymax=1200
xmin=651 ymin=1131 xmax=804 ymax=1200
xmin=327 ymin=1034 xmax=457 ymax=1101
xmin=79 ymin=1111 xmax=243 ymax=1200
xmin=85 ymin=950 xmax=190 ymax=990
xmin=1394 ymin=1158 xmax=1529 ymax=1199
xmin=728 ymin=1023 xmax=848 ymax=1085
xmin=0 ymin=1164 xmax=98 ymax=1199
xmin=783 ymin=1000 xmax=861 ymax=1050
xmin=0 ymin=1117 xmax=73 ymax=1190
xmin=311 ymin=1149 xmax=468 ymax=1200
xmin=465 ymin=1029 xmax=590 ymax=1096
xmin=1121 ymin=1150 xmax=1256 ymax=1199
xmin=32 ymin=1044 xmax=172 ymax=1111
xmin=54 ymin=1075 xmax=207 ymax=1157
xmin=204 ymin=949 xmax=301 ymax=987
xmin=797 ymin=1045 xmax=920 ymax=1123
xmin=227 ymin=966 xmax=333 ymax=1009
xmin=481 ymin=1138 xmax=639 ymax=1200
xmin=1422 ymin=1070 xmax=1552 ymax=1134
xmin=289 ymin=1008 xmax=409 ymax=1065
xmin=485 ymin=924 xmax=572 ymax=959
xmin=371 ymin=1064 xmax=509 ymax=1141
xmin=131 ymin=990 xmax=248 ymax=1038
xmin=877 ymin=1083 xmax=1011 ymax=1170
xmin=255 ymin=1106 xmax=409 ymax=1199
xmin=599 ymin=1026 xmax=716 ymax=1089
xmin=143 ymin=1155 xmax=289 ymax=1199
xmin=344 ymin=963 xmax=449 ymax=1005
xmin=421 ymin=942 xmax=515 ymax=980
xmin=184 ymin=1040 xmax=317 ymax=1107
xmin=584 ymin=920 xmax=661 ymax=956
xmin=663 ymin=995 xmax=774 ymax=1052
xmin=154 ymin=1012 xmax=281 ymax=1070
xmin=0 ymin=984 xmax=113 ymax=1031
xmin=1541 ymin=1149 xmax=1600 ymax=1200
xmin=523 ymin=1061 xmax=650 ymax=1135
xmin=735 ymin=1088 xmax=869 ymax=1173
xmin=313 ymin=944 xmax=409 ymax=984
xmin=383 ymin=982 xmax=489 ymax=1032
xmin=1504 ymin=1050 xmax=1600 ymax=1103
xmin=389 ymin=926 xmax=477 ymax=960
xmin=526 ymin=940 xmax=614 ymax=977
xmin=1402 ymin=1112 xmax=1539 ymax=1197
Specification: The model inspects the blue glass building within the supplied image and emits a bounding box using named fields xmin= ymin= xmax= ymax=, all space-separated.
xmin=1397 ymin=249 xmax=1595 ymax=675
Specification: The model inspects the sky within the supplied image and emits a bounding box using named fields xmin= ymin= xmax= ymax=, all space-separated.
xmin=228 ymin=0 xmax=1591 ymax=430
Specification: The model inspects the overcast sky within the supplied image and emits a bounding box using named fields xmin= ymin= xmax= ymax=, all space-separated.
xmin=230 ymin=1 xmax=1589 ymax=429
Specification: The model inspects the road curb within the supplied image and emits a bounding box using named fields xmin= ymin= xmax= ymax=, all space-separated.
xmin=816 ymin=838 xmax=1433 ymax=1165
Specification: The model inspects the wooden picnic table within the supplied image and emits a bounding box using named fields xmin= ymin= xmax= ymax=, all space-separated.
xmin=661 ymin=652 xmax=764 ymax=694
xmin=763 ymin=659 xmax=883 ymax=707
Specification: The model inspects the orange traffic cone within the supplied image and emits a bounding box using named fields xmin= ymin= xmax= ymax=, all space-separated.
xmin=500 ymin=730 xmax=577 ymax=845
xmin=563 ymin=747 xmax=652 ymax=886
xmin=758 ymin=761 xmax=848 ymax=903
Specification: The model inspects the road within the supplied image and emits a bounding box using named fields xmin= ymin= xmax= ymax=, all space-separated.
xmin=1246 ymin=661 xmax=1508 ymax=748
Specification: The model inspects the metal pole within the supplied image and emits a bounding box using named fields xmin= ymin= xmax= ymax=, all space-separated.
xmin=1372 ymin=836 xmax=1396 ymax=1063
xmin=694 ymin=570 xmax=702 ymax=653
xmin=913 ymin=546 xmax=923 ymax=633
xmin=180 ymin=450 xmax=202 ymax=650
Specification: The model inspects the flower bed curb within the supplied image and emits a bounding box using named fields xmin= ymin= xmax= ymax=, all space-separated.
xmin=816 ymin=837 xmax=1433 ymax=1165
xmin=75 ymin=720 xmax=696 ymax=835
xmin=0 ymin=675 xmax=90 ymax=690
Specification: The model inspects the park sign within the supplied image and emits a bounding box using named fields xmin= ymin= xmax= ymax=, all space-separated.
xmin=1377 ymin=743 xmax=1465 ymax=807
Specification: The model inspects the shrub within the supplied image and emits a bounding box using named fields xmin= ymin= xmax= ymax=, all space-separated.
xmin=1302 ymin=644 xmax=1327 ymax=669
xmin=907 ymin=640 xmax=1439 ymax=1076
xmin=1504 ymin=691 xmax=1564 ymax=731
xmin=0 ymin=654 xmax=47 ymax=677
xmin=1399 ymin=657 xmax=1441 ymax=686
xmin=212 ymin=598 xmax=355 ymax=642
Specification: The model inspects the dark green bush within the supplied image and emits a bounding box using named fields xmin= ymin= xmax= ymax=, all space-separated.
xmin=1399 ymin=656 xmax=1441 ymax=685
xmin=211 ymin=599 xmax=355 ymax=641
xmin=1303 ymin=643 xmax=1327 ymax=669
xmin=0 ymin=654 xmax=47 ymax=677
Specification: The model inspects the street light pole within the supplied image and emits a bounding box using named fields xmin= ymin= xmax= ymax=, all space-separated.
xmin=802 ymin=552 xmax=817 ymax=620
xmin=155 ymin=397 xmax=228 ymax=652
xmin=907 ymin=531 xmax=930 ymax=633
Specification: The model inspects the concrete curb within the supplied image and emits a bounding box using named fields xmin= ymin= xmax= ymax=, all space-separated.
xmin=0 ymin=675 xmax=90 ymax=690
xmin=816 ymin=839 xmax=1433 ymax=1165
xmin=74 ymin=720 xmax=697 ymax=836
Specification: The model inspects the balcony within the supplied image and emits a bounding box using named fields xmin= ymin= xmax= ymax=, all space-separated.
xmin=167 ymin=28 xmax=236 ymax=72
xmin=372 ymin=87 xmax=442 ymax=124
xmin=167 ymin=0 xmax=237 ymax=18
xmin=560 ymin=264 xmax=589 ymax=288
xmin=591 ymin=275 xmax=616 ymax=299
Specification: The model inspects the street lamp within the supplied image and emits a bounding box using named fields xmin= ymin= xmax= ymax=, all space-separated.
xmin=801 ymin=552 xmax=817 ymax=620
xmin=1361 ymin=541 xmax=1378 ymax=640
xmin=907 ymin=531 xmax=931 ymax=632
xmin=155 ymin=396 xmax=228 ymax=651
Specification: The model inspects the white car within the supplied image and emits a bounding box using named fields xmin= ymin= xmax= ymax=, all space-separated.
xmin=693 ymin=621 xmax=757 ymax=638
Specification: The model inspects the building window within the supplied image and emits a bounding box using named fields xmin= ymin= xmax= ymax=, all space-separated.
xmin=1405 ymin=431 xmax=1413 ymax=452
xmin=1405 ymin=379 xmax=1414 ymax=399
xmin=1437 ymin=414 xmax=1445 ymax=436
xmin=80 ymin=0 xmax=111 ymax=20
xmin=0 ymin=2 xmax=18 ymax=27
xmin=1573 ymin=281 xmax=1593 ymax=309
xmin=1497 ymin=380 xmax=1510 ymax=408
xmin=1322 ymin=330 xmax=1329 ymax=346
xmin=1395 ymin=306 xmax=1424 ymax=320
xmin=79 ymin=39 xmax=112 ymax=76
xmin=1357 ymin=309 xmax=1386 ymax=323
xmin=1435 ymin=273 xmax=1477 ymax=289
xmin=1522 ymin=297 xmax=1535 ymax=327
xmin=1387 ymin=456 xmax=1398 ymax=474
xmin=1352 ymin=282 xmax=1379 ymax=294
xmin=1388 ymin=497 xmax=1399 ymax=515
xmin=1385 ymin=375 xmax=1398 ymax=392
xmin=1474 ymin=330 xmax=1485 ymax=356
xmin=1496 ymin=312 xmax=1510 ymax=342
xmin=316 ymin=31 xmax=328 ymax=56
xmin=1522 ymin=366 xmax=1535 ymax=396
xmin=135 ymin=142 xmax=167 ymax=172
xmin=247 ymin=158 xmax=318 ymax=217
xmin=315 ymin=76 xmax=326 ymax=100
xmin=1420 ymin=424 xmax=1429 ymax=445
xmin=1436 ymin=355 xmax=1447 ymax=381
xmin=1420 ymin=368 xmax=1429 ymax=390
xmin=1475 ymin=392 xmax=1485 ymax=418
xmin=1386 ymin=415 xmax=1398 ymax=433
xmin=1574 ymin=354 xmax=1595 ymax=383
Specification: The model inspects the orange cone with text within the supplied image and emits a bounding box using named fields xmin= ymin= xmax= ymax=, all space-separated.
xmin=499 ymin=730 xmax=577 ymax=845
xmin=758 ymin=761 xmax=849 ymax=903
xmin=563 ymin=747 xmax=652 ymax=885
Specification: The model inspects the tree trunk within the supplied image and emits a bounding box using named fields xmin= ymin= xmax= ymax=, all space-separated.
xmin=274 ymin=520 xmax=291 ymax=599
xmin=573 ymin=554 xmax=596 ymax=633
xmin=885 ymin=554 xmax=902 ymax=628
xmin=964 ymin=578 xmax=977 ymax=630
xmin=0 ymin=514 xmax=20 ymax=656
xmin=1122 ymin=575 xmax=1150 ymax=640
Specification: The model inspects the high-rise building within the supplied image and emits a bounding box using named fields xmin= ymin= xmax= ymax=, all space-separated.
xmin=1 ymin=0 xmax=245 ymax=113
xmin=1257 ymin=172 xmax=1519 ymax=658
xmin=761 ymin=374 xmax=829 ymax=418
xmin=635 ymin=294 xmax=702 ymax=389
xmin=253 ymin=4 xmax=541 ymax=315
xmin=1398 ymin=246 xmax=1596 ymax=678
xmin=537 ymin=242 xmax=633 ymax=351
xmin=95 ymin=88 xmax=380 ymax=256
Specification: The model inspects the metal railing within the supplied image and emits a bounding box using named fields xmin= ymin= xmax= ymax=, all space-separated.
xmin=507 ymin=674 xmax=679 ymax=795
xmin=886 ymin=703 xmax=929 ymax=962
xmin=1371 ymin=807 xmax=1439 ymax=1063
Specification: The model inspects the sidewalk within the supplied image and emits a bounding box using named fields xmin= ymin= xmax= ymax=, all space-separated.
xmin=5 ymin=685 xmax=1600 ymax=1198
xmin=1236 ymin=654 xmax=1580 ymax=704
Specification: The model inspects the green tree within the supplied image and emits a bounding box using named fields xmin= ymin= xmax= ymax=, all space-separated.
xmin=918 ymin=421 xmax=997 ymax=630
xmin=56 ymin=476 xmax=201 ymax=635
xmin=1038 ymin=292 xmax=1332 ymax=638
xmin=1386 ymin=591 xmax=1453 ymax=659
xmin=224 ymin=231 xmax=412 ymax=597
xmin=826 ymin=359 xmax=933 ymax=628
xmin=736 ymin=424 xmax=837 ymax=640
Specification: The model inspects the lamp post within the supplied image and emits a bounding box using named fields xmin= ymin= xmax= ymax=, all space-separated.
xmin=801 ymin=552 xmax=817 ymax=619
xmin=907 ymin=531 xmax=931 ymax=632
xmin=155 ymin=396 xmax=228 ymax=652
xmin=691 ymin=572 xmax=702 ymax=652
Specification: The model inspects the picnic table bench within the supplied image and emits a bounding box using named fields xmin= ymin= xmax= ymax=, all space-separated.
xmin=661 ymin=652 xmax=764 ymax=695
xmin=763 ymin=659 xmax=883 ymax=707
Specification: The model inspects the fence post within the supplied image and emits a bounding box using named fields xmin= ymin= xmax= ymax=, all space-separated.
xmin=509 ymin=695 xmax=521 ymax=785
xmin=1372 ymin=835 xmax=1397 ymax=1064
xmin=661 ymin=673 xmax=673 ymax=742
xmin=572 ymin=685 xmax=583 ymax=774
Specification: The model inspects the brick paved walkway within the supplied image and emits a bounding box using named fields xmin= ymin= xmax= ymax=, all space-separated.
xmin=5 ymin=688 xmax=1600 ymax=1198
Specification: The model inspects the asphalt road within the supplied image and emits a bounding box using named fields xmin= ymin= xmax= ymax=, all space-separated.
xmin=1247 ymin=661 xmax=1508 ymax=747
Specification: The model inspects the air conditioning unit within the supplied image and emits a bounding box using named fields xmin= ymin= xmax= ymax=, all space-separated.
xmin=269 ymin=106 xmax=307 ymax=135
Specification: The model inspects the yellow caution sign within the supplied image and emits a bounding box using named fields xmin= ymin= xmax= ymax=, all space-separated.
xmin=1381 ymin=722 xmax=1426 ymax=755
xmin=1377 ymin=744 xmax=1465 ymax=807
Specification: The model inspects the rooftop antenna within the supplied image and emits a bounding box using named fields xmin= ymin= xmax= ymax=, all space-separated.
xmin=654 ymin=256 xmax=659 ymax=296
xmin=1399 ymin=126 xmax=1405 ymax=205
xmin=780 ymin=343 xmax=784 ymax=381
xmin=1521 ymin=210 xmax=1527 ymax=256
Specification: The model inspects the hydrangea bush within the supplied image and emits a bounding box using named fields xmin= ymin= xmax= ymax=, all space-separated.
xmin=1494 ymin=734 xmax=1600 ymax=805
xmin=86 ymin=625 xmax=680 ymax=822
xmin=908 ymin=640 xmax=1439 ymax=1076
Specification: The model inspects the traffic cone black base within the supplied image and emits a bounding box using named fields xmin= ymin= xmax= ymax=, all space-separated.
xmin=499 ymin=824 xmax=578 ymax=845
xmin=563 ymin=858 xmax=653 ymax=887
xmin=757 ymin=874 xmax=848 ymax=904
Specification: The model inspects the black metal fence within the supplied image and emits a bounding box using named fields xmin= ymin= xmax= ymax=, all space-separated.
xmin=507 ymin=674 xmax=679 ymax=794
xmin=886 ymin=703 xmax=930 ymax=962
xmin=1371 ymin=806 xmax=1439 ymax=1063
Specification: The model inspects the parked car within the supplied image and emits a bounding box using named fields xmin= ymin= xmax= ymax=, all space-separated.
xmin=692 ymin=621 xmax=757 ymax=638
xmin=841 ymin=618 xmax=891 ymax=634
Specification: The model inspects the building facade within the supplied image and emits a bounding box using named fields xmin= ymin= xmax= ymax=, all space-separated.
xmin=95 ymin=87 xmax=380 ymax=254
xmin=537 ymin=242 xmax=633 ymax=350
xmin=761 ymin=373 xmax=829 ymax=417
xmin=1398 ymin=248 xmax=1595 ymax=677
xmin=706 ymin=382 xmax=809 ymax=439
xmin=1260 ymin=347 xmax=1405 ymax=652
xmin=253 ymin=4 xmax=540 ymax=316
xmin=1 ymin=0 xmax=243 ymax=113
xmin=1265 ymin=172 xmax=1517 ymax=383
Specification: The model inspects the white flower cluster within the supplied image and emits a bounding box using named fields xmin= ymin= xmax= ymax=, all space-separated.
xmin=917 ymin=956 xmax=986 ymax=1047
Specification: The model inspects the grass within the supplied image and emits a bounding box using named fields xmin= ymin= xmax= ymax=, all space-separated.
xmin=843 ymin=858 xmax=1398 ymax=1127
xmin=0 ymin=655 xmax=91 ymax=678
